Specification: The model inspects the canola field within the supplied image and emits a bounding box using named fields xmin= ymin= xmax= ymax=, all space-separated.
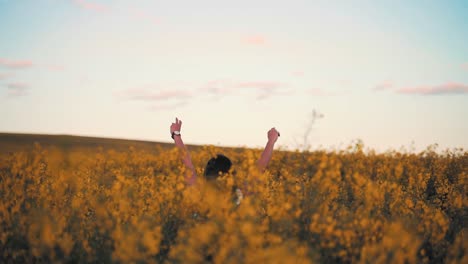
xmin=0 ymin=137 xmax=466 ymax=263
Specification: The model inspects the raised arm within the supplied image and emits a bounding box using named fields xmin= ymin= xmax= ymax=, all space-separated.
xmin=257 ymin=127 xmax=280 ymax=172
xmin=170 ymin=118 xmax=197 ymax=185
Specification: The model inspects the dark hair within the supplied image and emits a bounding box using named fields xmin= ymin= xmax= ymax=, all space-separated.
xmin=204 ymin=154 xmax=232 ymax=181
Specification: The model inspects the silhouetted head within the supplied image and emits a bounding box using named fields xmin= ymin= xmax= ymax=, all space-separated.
xmin=204 ymin=154 xmax=232 ymax=181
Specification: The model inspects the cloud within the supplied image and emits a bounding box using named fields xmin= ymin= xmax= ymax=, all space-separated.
xmin=128 ymin=7 xmax=161 ymax=25
xmin=308 ymin=88 xmax=339 ymax=96
xmin=234 ymin=81 xmax=282 ymax=90
xmin=6 ymin=82 xmax=29 ymax=97
xmin=291 ymin=71 xmax=304 ymax=77
xmin=0 ymin=73 xmax=12 ymax=80
xmin=235 ymin=81 xmax=285 ymax=100
xmin=199 ymin=80 xmax=234 ymax=96
xmin=396 ymin=82 xmax=468 ymax=95
xmin=200 ymin=80 xmax=288 ymax=100
xmin=121 ymin=88 xmax=192 ymax=102
xmin=373 ymin=80 xmax=468 ymax=96
xmin=462 ymin=63 xmax=468 ymax=71
xmin=242 ymin=34 xmax=267 ymax=45
xmin=0 ymin=58 xmax=34 ymax=69
xmin=120 ymin=80 xmax=289 ymax=109
xmin=149 ymin=101 xmax=188 ymax=111
xmin=0 ymin=58 xmax=65 ymax=72
xmin=46 ymin=64 xmax=65 ymax=71
xmin=118 ymin=86 xmax=192 ymax=111
xmin=72 ymin=0 xmax=110 ymax=13
xmin=373 ymin=80 xmax=394 ymax=91
xmin=6 ymin=82 xmax=28 ymax=89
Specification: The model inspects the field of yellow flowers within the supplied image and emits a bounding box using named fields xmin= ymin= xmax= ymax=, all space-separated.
xmin=0 ymin=137 xmax=466 ymax=263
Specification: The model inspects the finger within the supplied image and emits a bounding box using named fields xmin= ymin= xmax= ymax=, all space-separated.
xmin=278 ymin=132 xmax=280 ymax=137
xmin=176 ymin=117 xmax=179 ymax=123
xmin=179 ymin=120 xmax=182 ymax=126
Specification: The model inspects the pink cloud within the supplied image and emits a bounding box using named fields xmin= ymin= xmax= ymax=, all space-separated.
xmin=118 ymin=86 xmax=192 ymax=111
xmin=309 ymin=88 xmax=338 ymax=96
xmin=255 ymin=90 xmax=294 ymax=100
xmin=0 ymin=58 xmax=34 ymax=69
xmin=6 ymin=82 xmax=29 ymax=97
xmin=462 ymin=63 xmax=468 ymax=71
xmin=128 ymin=7 xmax=161 ymax=25
xmin=236 ymin=81 xmax=286 ymax=100
xmin=234 ymin=81 xmax=283 ymax=91
xmin=0 ymin=58 xmax=65 ymax=71
xmin=200 ymin=80 xmax=234 ymax=95
xmin=338 ymin=79 xmax=353 ymax=86
xmin=149 ymin=101 xmax=188 ymax=111
xmin=242 ymin=35 xmax=267 ymax=45
xmin=120 ymin=88 xmax=192 ymax=101
xmin=291 ymin=71 xmax=304 ymax=77
xmin=396 ymin=82 xmax=468 ymax=95
xmin=200 ymin=80 xmax=287 ymax=100
xmin=0 ymin=73 xmax=12 ymax=80
xmin=7 ymin=82 xmax=28 ymax=89
xmin=46 ymin=64 xmax=65 ymax=71
xmin=373 ymin=80 xmax=394 ymax=91
xmin=73 ymin=0 xmax=110 ymax=13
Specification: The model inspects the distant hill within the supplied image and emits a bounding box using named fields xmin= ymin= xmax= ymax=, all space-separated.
xmin=0 ymin=133 xmax=247 ymax=155
xmin=0 ymin=133 xmax=179 ymax=154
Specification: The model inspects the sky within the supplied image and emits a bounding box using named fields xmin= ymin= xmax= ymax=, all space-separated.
xmin=1 ymin=0 xmax=467 ymax=152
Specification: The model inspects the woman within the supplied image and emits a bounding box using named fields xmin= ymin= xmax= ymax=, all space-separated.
xmin=170 ymin=117 xmax=280 ymax=187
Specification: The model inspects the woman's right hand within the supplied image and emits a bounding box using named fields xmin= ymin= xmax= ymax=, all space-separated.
xmin=170 ymin=117 xmax=182 ymax=133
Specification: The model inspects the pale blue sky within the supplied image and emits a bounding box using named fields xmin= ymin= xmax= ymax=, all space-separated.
xmin=1 ymin=0 xmax=467 ymax=151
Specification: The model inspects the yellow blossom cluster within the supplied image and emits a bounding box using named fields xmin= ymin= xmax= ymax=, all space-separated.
xmin=0 ymin=143 xmax=466 ymax=263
